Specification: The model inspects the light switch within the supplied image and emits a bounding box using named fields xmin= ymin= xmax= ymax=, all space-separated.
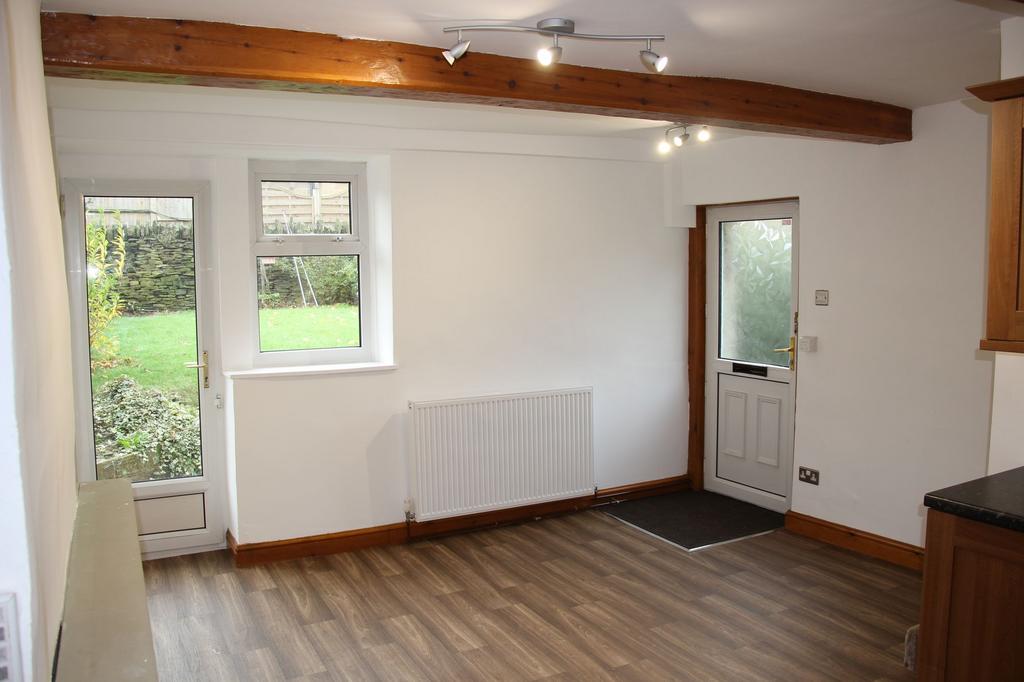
xmin=814 ymin=290 xmax=829 ymax=306
xmin=799 ymin=336 xmax=818 ymax=352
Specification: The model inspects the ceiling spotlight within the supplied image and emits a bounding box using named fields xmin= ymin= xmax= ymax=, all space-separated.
xmin=442 ymin=31 xmax=471 ymax=66
xmin=639 ymin=39 xmax=668 ymax=73
xmin=657 ymin=139 xmax=672 ymax=154
xmin=697 ymin=126 xmax=712 ymax=142
xmin=537 ymin=35 xmax=562 ymax=66
xmin=666 ymin=124 xmax=688 ymax=149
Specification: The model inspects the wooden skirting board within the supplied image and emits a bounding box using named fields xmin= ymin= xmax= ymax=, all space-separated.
xmin=784 ymin=510 xmax=924 ymax=572
xmin=228 ymin=522 xmax=408 ymax=567
xmin=228 ymin=474 xmax=689 ymax=566
xmin=593 ymin=474 xmax=690 ymax=503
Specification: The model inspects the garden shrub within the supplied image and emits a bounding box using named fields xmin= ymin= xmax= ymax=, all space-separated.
xmin=92 ymin=376 xmax=201 ymax=482
xmin=86 ymin=210 xmax=126 ymax=363
xmin=302 ymin=255 xmax=359 ymax=305
xmin=257 ymin=255 xmax=359 ymax=307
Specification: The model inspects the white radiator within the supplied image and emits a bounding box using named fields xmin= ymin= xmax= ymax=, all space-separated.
xmin=408 ymin=387 xmax=595 ymax=522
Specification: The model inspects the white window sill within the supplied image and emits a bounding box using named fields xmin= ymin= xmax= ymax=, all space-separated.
xmin=223 ymin=361 xmax=397 ymax=380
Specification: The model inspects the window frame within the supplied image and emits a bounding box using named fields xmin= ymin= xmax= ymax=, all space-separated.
xmin=249 ymin=161 xmax=374 ymax=367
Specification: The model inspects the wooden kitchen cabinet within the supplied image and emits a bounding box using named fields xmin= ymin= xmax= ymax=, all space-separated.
xmin=971 ymin=77 xmax=1024 ymax=352
xmin=918 ymin=469 xmax=1024 ymax=680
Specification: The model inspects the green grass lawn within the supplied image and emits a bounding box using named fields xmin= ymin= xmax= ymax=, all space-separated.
xmin=92 ymin=310 xmax=200 ymax=406
xmin=258 ymin=303 xmax=360 ymax=352
xmin=91 ymin=304 xmax=359 ymax=405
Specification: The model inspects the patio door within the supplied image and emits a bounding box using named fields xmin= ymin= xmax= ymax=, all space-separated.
xmin=62 ymin=179 xmax=224 ymax=557
xmin=704 ymin=200 xmax=798 ymax=513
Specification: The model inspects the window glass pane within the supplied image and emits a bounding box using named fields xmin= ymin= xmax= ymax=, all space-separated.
xmin=84 ymin=196 xmax=203 ymax=482
xmin=257 ymin=255 xmax=361 ymax=352
xmin=261 ymin=181 xmax=351 ymax=235
xmin=719 ymin=218 xmax=793 ymax=366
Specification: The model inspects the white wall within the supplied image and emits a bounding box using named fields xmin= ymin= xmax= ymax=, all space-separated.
xmin=49 ymin=80 xmax=996 ymax=550
xmin=0 ymin=120 xmax=34 ymax=682
xmin=988 ymin=353 xmax=1024 ymax=474
xmin=986 ymin=17 xmax=1024 ymax=475
xmin=49 ymin=82 xmax=688 ymax=543
xmin=1 ymin=1 xmax=78 ymax=679
xmin=1002 ymin=17 xmax=1024 ymax=79
xmin=680 ymin=101 xmax=993 ymax=546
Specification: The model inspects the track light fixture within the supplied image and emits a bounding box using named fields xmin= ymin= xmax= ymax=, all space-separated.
xmin=441 ymin=18 xmax=665 ymax=71
xmin=657 ymin=124 xmax=712 ymax=154
xmin=639 ymin=39 xmax=668 ymax=73
xmin=537 ymin=34 xmax=562 ymax=67
xmin=442 ymin=30 xmax=471 ymax=66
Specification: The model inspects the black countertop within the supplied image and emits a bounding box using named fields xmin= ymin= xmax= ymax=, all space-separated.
xmin=924 ymin=466 xmax=1024 ymax=533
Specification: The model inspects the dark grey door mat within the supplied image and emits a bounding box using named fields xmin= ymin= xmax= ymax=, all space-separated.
xmin=602 ymin=491 xmax=785 ymax=551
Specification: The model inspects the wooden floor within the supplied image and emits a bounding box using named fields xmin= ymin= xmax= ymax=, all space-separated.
xmin=145 ymin=510 xmax=920 ymax=681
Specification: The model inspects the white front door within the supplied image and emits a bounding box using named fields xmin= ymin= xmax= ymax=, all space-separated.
xmin=63 ymin=179 xmax=225 ymax=557
xmin=704 ymin=201 xmax=798 ymax=513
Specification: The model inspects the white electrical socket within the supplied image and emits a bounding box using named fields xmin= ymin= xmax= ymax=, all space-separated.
xmin=0 ymin=593 xmax=22 ymax=682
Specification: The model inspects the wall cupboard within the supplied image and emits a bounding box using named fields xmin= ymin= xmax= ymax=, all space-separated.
xmin=971 ymin=76 xmax=1024 ymax=352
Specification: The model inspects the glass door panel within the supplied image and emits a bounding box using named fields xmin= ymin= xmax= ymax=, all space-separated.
xmin=83 ymin=195 xmax=204 ymax=483
xmin=719 ymin=218 xmax=793 ymax=367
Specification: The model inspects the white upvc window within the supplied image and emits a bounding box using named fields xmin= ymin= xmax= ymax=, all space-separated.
xmin=250 ymin=160 xmax=374 ymax=367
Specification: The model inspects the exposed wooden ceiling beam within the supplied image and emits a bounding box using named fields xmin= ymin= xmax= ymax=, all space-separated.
xmin=40 ymin=12 xmax=912 ymax=144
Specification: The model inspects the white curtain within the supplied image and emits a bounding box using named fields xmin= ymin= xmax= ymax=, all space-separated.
xmin=0 ymin=0 xmax=78 ymax=679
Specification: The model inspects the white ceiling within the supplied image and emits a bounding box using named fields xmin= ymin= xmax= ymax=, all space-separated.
xmin=45 ymin=78 xmax=676 ymax=138
xmin=41 ymin=0 xmax=1018 ymax=109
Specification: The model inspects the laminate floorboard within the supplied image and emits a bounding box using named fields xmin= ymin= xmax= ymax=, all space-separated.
xmin=144 ymin=511 xmax=919 ymax=681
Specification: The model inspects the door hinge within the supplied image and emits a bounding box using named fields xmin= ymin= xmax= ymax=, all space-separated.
xmin=59 ymin=194 xmax=66 ymax=220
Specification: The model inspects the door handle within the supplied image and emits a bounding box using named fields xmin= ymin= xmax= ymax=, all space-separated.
xmin=772 ymin=337 xmax=796 ymax=371
xmin=185 ymin=350 xmax=210 ymax=389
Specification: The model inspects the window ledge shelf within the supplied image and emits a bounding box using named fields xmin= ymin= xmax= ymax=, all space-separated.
xmin=224 ymin=361 xmax=397 ymax=380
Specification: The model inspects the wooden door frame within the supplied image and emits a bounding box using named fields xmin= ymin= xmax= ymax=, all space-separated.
xmin=687 ymin=207 xmax=707 ymax=490
xmin=686 ymin=198 xmax=799 ymax=490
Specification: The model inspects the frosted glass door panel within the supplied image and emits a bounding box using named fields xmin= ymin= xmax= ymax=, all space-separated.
xmin=719 ymin=218 xmax=793 ymax=366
